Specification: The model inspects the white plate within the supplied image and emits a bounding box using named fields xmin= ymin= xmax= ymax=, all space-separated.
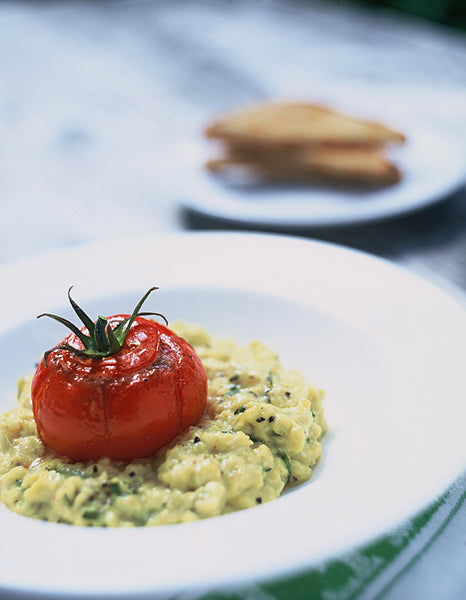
xmin=0 ymin=232 xmax=465 ymax=599
xmin=175 ymin=120 xmax=466 ymax=228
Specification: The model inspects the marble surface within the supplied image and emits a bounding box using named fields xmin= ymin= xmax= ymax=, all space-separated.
xmin=0 ymin=1 xmax=465 ymax=599
xmin=1 ymin=0 xmax=465 ymax=279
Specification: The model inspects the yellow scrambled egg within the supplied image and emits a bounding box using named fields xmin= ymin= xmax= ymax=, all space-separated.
xmin=0 ymin=322 xmax=326 ymax=527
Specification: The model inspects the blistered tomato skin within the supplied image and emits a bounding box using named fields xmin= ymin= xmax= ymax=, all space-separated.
xmin=31 ymin=316 xmax=208 ymax=462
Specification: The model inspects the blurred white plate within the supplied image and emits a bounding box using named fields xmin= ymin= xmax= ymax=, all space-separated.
xmin=0 ymin=232 xmax=465 ymax=599
xmin=175 ymin=120 xmax=466 ymax=228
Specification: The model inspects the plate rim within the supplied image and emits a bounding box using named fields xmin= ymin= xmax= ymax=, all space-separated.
xmin=176 ymin=118 xmax=466 ymax=228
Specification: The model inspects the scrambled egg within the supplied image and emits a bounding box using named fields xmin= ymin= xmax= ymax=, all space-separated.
xmin=0 ymin=322 xmax=326 ymax=527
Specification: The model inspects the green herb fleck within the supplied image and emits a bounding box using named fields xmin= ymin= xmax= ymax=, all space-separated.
xmin=226 ymin=384 xmax=241 ymax=396
xmin=64 ymin=494 xmax=74 ymax=507
xmin=278 ymin=453 xmax=292 ymax=484
xmin=82 ymin=510 xmax=101 ymax=520
xmin=108 ymin=482 xmax=123 ymax=496
xmin=249 ymin=435 xmax=261 ymax=444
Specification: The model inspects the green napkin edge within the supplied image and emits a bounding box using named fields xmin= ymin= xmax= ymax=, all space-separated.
xmin=191 ymin=471 xmax=465 ymax=600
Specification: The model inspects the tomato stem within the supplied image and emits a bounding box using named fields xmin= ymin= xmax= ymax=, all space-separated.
xmin=38 ymin=287 xmax=168 ymax=366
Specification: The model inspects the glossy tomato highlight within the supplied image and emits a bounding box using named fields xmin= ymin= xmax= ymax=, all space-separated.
xmin=31 ymin=289 xmax=208 ymax=462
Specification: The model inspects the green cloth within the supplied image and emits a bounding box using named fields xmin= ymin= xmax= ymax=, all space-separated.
xmin=192 ymin=471 xmax=465 ymax=600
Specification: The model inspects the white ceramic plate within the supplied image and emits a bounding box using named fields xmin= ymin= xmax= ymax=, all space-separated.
xmin=175 ymin=120 xmax=466 ymax=228
xmin=0 ymin=232 xmax=465 ymax=599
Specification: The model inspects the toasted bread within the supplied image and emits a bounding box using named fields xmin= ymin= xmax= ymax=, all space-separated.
xmin=206 ymin=145 xmax=401 ymax=186
xmin=205 ymin=101 xmax=406 ymax=148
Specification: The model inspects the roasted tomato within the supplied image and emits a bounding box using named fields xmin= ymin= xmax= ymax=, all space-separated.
xmin=31 ymin=287 xmax=207 ymax=462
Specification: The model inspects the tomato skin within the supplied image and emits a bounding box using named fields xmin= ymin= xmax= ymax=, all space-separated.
xmin=31 ymin=316 xmax=207 ymax=461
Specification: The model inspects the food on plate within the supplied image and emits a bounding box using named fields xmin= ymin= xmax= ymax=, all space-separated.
xmin=207 ymin=144 xmax=401 ymax=185
xmin=30 ymin=287 xmax=207 ymax=462
xmin=0 ymin=292 xmax=326 ymax=527
xmin=205 ymin=101 xmax=406 ymax=147
xmin=204 ymin=100 xmax=405 ymax=186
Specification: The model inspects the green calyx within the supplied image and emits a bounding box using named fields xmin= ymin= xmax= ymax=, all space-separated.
xmin=38 ymin=286 xmax=168 ymax=367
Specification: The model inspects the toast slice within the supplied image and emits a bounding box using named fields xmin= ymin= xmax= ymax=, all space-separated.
xmin=206 ymin=144 xmax=401 ymax=186
xmin=205 ymin=102 xmax=406 ymax=148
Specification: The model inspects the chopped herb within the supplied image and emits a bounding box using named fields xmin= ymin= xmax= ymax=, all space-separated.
xmin=249 ymin=435 xmax=261 ymax=444
xmin=278 ymin=453 xmax=292 ymax=484
xmin=256 ymin=417 xmax=265 ymax=423
xmin=267 ymin=372 xmax=273 ymax=386
xmin=82 ymin=510 xmax=100 ymax=520
xmin=229 ymin=374 xmax=240 ymax=382
xmin=226 ymin=384 xmax=241 ymax=396
xmin=311 ymin=410 xmax=316 ymax=417
xmin=263 ymin=467 xmax=272 ymax=473
xmin=234 ymin=406 xmax=246 ymax=415
xmin=108 ymin=482 xmax=123 ymax=496
xmin=268 ymin=415 xmax=275 ymax=423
